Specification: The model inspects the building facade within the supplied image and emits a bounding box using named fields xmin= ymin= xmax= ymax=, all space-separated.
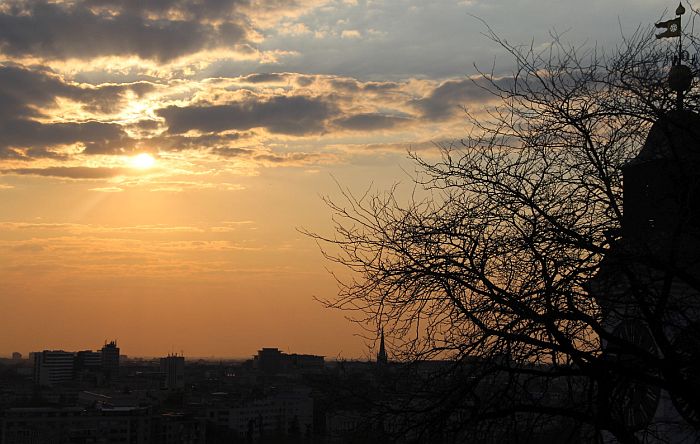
xmin=33 ymin=351 xmax=75 ymax=387
xmin=160 ymin=355 xmax=185 ymax=390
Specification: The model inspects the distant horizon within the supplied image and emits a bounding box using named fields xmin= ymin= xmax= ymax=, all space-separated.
xmin=2 ymin=342 xmax=376 ymax=361
xmin=3 ymin=350 xmax=379 ymax=362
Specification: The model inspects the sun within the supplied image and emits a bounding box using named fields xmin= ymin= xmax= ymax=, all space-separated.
xmin=130 ymin=153 xmax=156 ymax=169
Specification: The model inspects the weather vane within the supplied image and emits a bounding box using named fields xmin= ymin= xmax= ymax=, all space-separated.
xmin=656 ymin=3 xmax=693 ymax=110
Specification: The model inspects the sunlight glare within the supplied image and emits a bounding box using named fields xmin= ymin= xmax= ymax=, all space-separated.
xmin=130 ymin=153 xmax=156 ymax=169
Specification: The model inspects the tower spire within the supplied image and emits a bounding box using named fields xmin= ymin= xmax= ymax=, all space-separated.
xmin=377 ymin=329 xmax=388 ymax=365
xmin=657 ymin=3 xmax=693 ymax=110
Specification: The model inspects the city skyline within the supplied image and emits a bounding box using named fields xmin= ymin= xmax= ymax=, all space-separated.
xmin=0 ymin=0 xmax=673 ymax=358
xmin=5 ymin=343 xmax=335 ymax=361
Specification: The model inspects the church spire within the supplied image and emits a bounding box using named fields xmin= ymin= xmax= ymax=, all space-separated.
xmin=377 ymin=329 xmax=388 ymax=365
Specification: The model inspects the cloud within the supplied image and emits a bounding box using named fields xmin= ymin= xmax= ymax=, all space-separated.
xmin=0 ymin=120 xmax=132 ymax=158
xmin=146 ymin=181 xmax=245 ymax=192
xmin=0 ymin=0 xmax=248 ymax=62
xmin=241 ymin=73 xmax=290 ymax=83
xmin=362 ymin=81 xmax=401 ymax=92
xmin=4 ymin=166 xmax=131 ymax=179
xmin=89 ymin=186 xmax=124 ymax=193
xmin=0 ymin=61 xmax=488 ymax=166
xmin=334 ymin=113 xmax=412 ymax=131
xmin=150 ymin=132 xmax=253 ymax=152
xmin=328 ymin=78 xmax=360 ymax=92
xmin=410 ymin=77 xmax=513 ymax=120
xmin=0 ymin=64 xmax=155 ymax=119
xmin=340 ymin=29 xmax=361 ymax=39
xmin=0 ymin=64 xmax=153 ymax=158
xmin=211 ymin=146 xmax=333 ymax=167
xmin=254 ymin=152 xmax=323 ymax=164
xmin=84 ymin=0 xmax=250 ymax=20
xmin=157 ymin=95 xmax=338 ymax=135
xmin=0 ymin=220 xmax=277 ymax=282
xmin=212 ymin=147 xmax=256 ymax=157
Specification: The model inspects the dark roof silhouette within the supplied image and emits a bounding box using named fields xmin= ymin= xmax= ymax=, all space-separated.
xmin=633 ymin=110 xmax=700 ymax=163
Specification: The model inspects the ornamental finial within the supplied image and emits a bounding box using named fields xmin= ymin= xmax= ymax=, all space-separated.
xmin=676 ymin=3 xmax=686 ymax=16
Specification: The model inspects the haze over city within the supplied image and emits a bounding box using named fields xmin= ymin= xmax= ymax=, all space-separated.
xmin=0 ymin=0 xmax=671 ymax=358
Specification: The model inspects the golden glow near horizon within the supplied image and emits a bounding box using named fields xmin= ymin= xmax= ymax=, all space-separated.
xmin=130 ymin=153 xmax=156 ymax=169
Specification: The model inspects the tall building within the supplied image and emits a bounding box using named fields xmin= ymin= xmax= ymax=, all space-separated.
xmin=592 ymin=95 xmax=700 ymax=436
xmin=34 ymin=351 xmax=74 ymax=386
xmin=160 ymin=354 xmax=185 ymax=390
xmin=256 ymin=348 xmax=283 ymax=374
xmin=75 ymin=350 xmax=101 ymax=370
xmin=74 ymin=350 xmax=102 ymax=383
xmin=100 ymin=340 xmax=120 ymax=380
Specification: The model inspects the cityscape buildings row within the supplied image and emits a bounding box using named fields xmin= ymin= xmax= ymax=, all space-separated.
xmin=0 ymin=344 xmax=339 ymax=443
xmin=33 ymin=341 xmax=120 ymax=387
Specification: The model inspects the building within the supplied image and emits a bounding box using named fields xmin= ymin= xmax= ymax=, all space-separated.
xmin=256 ymin=348 xmax=283 ymax=375
xmin=591 ymin=103 xmax=700 ymax=437
xmin=32 ymin=342 xmax=121 ymax=387
xmin=75 ymin=350 xmax=101 ymax=370
xmin=11 ymin=352 xmax=21 ymax=361
xmin=101 ymin=340 xmax=120 ymax=380
xmin=152 ymin=412 xmax=206 ymax=444
xmin=33 ymin=350 xmax=74 ymax=387
xmin=160 ymin=354 xmax=185 ymax=390
xmin=251 ymin=348 xmax=325 ymax=374
xmin=74 ymin=350 xmax=103 ymax=384
xmin=0 ymin=406 xmax=151 ymax=444
xmin=287 ymin=353 xmax=325 ymax=372
xmin=206 ymin=386 xmax=313 ymax=440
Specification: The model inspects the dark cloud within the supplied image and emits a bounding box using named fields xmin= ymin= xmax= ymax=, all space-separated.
xmin=329 ymin=79 xmax=360 ymax=92
xmin=210 ymin=145 xmax=323 ymax=165
xmin=241 ymin=73 xmax=289 ymax=83
xmin=0 ymin=64 xmax=69 ymax=119
xmin=3 ymin=166 xmax=130 ymax=179
xmin=295 ymin=76 xmax=315 ymax=87
xmin=157 ymin=95 xmax=338 ymax=135
xmin=212 ymin=147 xmax=255 ymax=157
xmin=334 ymin=113 xmax=412 ymax=131
xmin=254 ymin=152 xmax=321 ymax=164
xmin=362 ymin=81 xmax=400 ymax=92
xmin=411 ymin=77 xmax=514 ymax=121
xmin=211 ymin=146 xmax=323 ymax=166
xmin=85 ymin=0 xmax=249 ymax=20
xmin=0 ymin=64 xmax=149 ymax=158
xmin=132 ymin=120 xmax=162 ymax=131
xmin=0 ymin=120 xmax=132 ymax=158
xmin=0 ymin=64 xmax=155 ymax=118
xmin=152 ymin=132 xmax=253 ymax=151
xmin=77 ymin=82 xmax=156 ymax=114
xmin=0 ymin=1 xmax=248 ymax=62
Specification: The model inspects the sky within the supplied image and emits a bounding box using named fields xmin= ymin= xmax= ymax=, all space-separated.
xmin=0 ymin=0 xmax=679 ymax=359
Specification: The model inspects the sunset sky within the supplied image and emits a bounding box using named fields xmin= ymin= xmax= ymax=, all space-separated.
xmin=0 ymin=0 xmax=671 ymax=358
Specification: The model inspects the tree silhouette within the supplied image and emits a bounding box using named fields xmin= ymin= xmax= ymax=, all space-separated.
xmin=307 ymin=25 xmax=700 ymax=443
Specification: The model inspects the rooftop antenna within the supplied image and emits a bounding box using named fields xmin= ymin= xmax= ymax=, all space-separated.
xmin=656 ymin=3 xmax=693 ymax=110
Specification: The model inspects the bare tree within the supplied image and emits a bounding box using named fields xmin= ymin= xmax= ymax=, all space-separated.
xmin=307 ymin=24 xmax=700 ymax=444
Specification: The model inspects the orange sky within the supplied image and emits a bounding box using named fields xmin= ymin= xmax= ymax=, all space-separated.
xmin=0 ymin=0 xmax=666 ymax=358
